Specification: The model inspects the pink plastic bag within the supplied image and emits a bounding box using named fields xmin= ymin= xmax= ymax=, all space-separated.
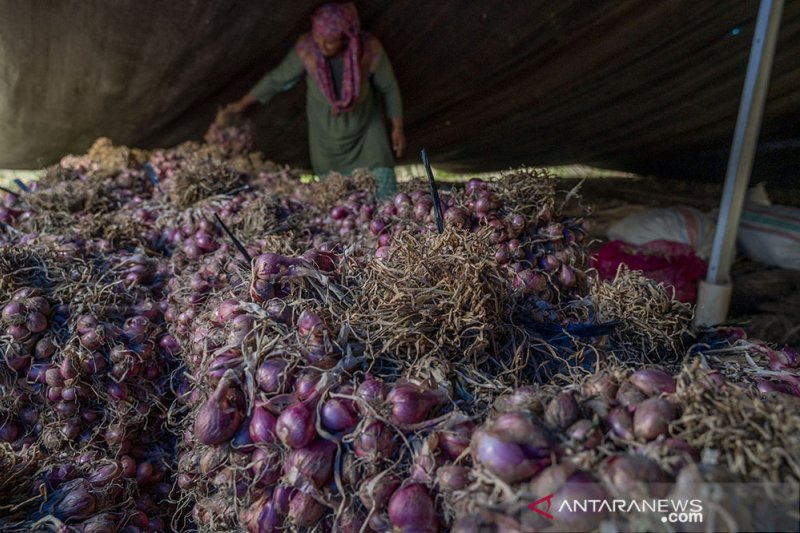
xmin=592 ymin=240 xmax=708 ymax=303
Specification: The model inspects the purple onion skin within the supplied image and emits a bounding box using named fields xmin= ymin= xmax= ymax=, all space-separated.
xmin=607 ymin=406 xmax=634 ymax=439
xmin=320 ymin=398 xmax=358 ymax=432
xmin=629 ymin=368 xmax=677 ymax=396
xmin=616 ymin=381 xmax=647 ymax=410
xmin=388 ymin=483 xmax=437 ymax=533
xmin=386 ymin=383 xmax=447 ymax=426
xmin=36 ymin=337 xmax=57 ymax=359
xmin=251 ymin=448 xmax=281 ymax=486
xmin=604 ymin=454 xmax=671 ymax=497
xmin=358 ymin=472 xmax=401 ymax=510
xmin=544 ymin=392 xmax=580 ymax=430
xmin=288 ymin=488 xmax=326 ymax=527
xmin=283 ymin=439 xmax=337 ymax=487
xmin=256 ymin=359 xmax=291 ymax=394
xmin=296 ymin=310 xmax=324 ymax=338
xmin=338 ymin=508 xmax=367 ymax=533
xmin=194 ymin=379 xmax=244 ymax=445
xmin=437 ymin=420 xmax=475 ymax=460
xmin=276 ymin=400 xmax=317 ymax=449
xmin=436 ymin=465 xmax=470 ymax=491
xmin=0 ymin=421 xmax=20 ymax=443
xmin=356 ymin=374 xmax=387 ymax=413
xmin=2 ymin=301 xmax=28 ymax=322
xmin=567 ymin=419 xmax=603 ymax=450
xmin=583 ymin=372 xmax=619 ymax=402
xmin=272 ymin=484 xmax=294 ymax=514
xmin=470 ymin=428 xmax=549 ymax=483
xmin=492 ymin=412 xmax=551 ymax=447
xmin=256 ymin=500 xmax=282 ymax=532
xmin=354 ymin=419 xmax=396 ymax=460
xmin=52 ymin=479 xmax=97 ymax=521
xmin=633 ymin=398 xmax=676 ymax=441
xmin=548 ymin=472 xmax=610 ymax=531
xmin=293 ymin=371 xmax=321 ymax=400
xmin=249 ymin=405 xmax=278 ymax=444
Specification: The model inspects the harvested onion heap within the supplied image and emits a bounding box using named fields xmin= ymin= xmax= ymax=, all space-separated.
xmin=0 ymin=246 xmax=179 ymax=531
xmin=1 ymin=112 xmax=798 ymax=533
xmin=165 ymin=241 xmax=461 ymax=531
xmin=450 ymin=363 xmax=800 ymax=533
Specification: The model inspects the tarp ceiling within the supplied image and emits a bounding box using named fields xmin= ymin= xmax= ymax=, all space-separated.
xmin=1 ymin=0 xmax=799 ymax=183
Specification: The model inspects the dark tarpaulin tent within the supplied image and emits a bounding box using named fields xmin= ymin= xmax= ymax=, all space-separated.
xmin=1 ymin=0 xmax=799 ymax=184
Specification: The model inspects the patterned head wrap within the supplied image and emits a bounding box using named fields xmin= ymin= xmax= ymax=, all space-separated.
xmin=296 ymin=3 xmax=381 ymax=115
xmin=312 ymin=2 xmax=358 ymax=40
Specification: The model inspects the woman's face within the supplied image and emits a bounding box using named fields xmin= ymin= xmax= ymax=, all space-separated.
xmin=314 ymin=33 xmax=345 ymax=57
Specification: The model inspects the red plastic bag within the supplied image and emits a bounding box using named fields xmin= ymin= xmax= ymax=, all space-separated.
xmin=592 ymin=240 xmax=708 ymax=303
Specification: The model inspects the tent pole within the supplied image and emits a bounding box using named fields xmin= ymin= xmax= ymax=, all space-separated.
xmin=694 ymin=0 xmax=784 ymax=327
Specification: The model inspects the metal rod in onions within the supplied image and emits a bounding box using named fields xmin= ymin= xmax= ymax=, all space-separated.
xmin=12 ymin=179 xmax=30 ymax=192
xmin=143 ymin=162 xmax=164 ymax=194
xmin=213 ymin=213 xmax=252 ymax=266
xmin=420 ymin=148 xmax=444 ymax=234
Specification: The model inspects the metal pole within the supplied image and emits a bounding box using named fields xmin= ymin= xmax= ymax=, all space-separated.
xmin=706 ymin=0 xmax=784 ymax=285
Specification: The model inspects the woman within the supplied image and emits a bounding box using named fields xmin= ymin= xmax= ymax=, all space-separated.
xmin=227 ymin=2 xmax=405 ymax=198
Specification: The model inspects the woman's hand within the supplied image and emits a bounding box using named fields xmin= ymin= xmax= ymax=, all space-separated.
xmin=391 ymin=117 xmax=406 ymax=158
xmin=226 ymin=94 xmax=256 ymax=114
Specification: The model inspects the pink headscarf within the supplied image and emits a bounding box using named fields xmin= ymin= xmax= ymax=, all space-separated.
xmin=296 ymin=3 xmax=381 ymax=115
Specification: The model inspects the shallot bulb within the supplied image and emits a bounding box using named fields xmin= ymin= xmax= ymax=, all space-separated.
xmin=251 ymin=448 xmax=281 ymax=486
xmin=470 ymin=413 xmax=552 ymax=483
xmin=276 ymin=397 xmax=317 ymax=449
xmin=355 ymin=374 xmax=387 ymax=414
xmin=633 ymin=398 xmax=675 ymax=441
xmin=436 ymin=465 xmax=470 ymax=492
xmin=354 ymin=418 xmax=396 ymax=460
xmin=52 ymin=479 xmax=97 ymax=521
xmin=249 ymin=404 xmax=277 ymax=444
xmin=437 ymin=419 xmax=475 ymax=460
xmin=616 ymin=381 xmax=646 ymax=409
xmin=566 ymin=419 xmax=603 ymax=450
xmin=359 ymin=472 xmax=400 ymax=511
xmin=256 ymin=359 xmax=292 ymax=394
xmin=288 ymin=488 xmax=325 ymax=527
xmin=194 ymin=377 xmax=244 ymax=445
xmin=386 ymin=382 xmax=448 ymax=426
xmin=255 ymin=500 xmax=282 ymax=532
xmin=629 ymin=368 xmax=677 ymax=396
xmin=544 ymin=392 xmax=580 ymax=430
xmin=607 ymin=406 xmax=634 ymax=439
xmin=583 ymin=372 xmax=619 ymax=402
xmin=388 ymin=483 xmax=437 ymax=533
xmin=604 ymin=454 xmax=670 ymax=496
xmin=283 ymin=439 xmax=337 ymax=487
xmin=320 ymin=397 xmax=358 ymax=432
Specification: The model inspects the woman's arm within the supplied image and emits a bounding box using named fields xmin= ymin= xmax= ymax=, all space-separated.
xmin=228 ymin=49 xmax=305 ymax=113
xmin=373 ymin=51 xmax=405 ymax=157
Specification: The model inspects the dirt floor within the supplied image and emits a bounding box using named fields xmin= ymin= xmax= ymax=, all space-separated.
xmin=558 ymin=176 xmax=800 ymax=348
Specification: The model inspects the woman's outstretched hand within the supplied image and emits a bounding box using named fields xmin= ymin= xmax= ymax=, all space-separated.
xmin=226 ymin=94 xmax=256 ymax=114
xmin=391 ymin=117 xmax=406 ymax=158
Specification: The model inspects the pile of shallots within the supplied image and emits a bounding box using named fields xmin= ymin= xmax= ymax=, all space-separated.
xmin=1 ymin=118 xmax=796 ymax=533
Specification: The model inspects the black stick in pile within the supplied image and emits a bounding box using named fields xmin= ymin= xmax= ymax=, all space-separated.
xmin=213 ymin=213 xmax=253 ymax=266
xmin=420 ymin=148 xmax=444 ymax=234
xmin=0 ymin=185 xmax=19 ymax=197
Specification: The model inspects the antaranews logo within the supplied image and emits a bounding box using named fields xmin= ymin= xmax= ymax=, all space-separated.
xmin=528 ymin=493 xmax=555 ymax=521
xmin=527 ymin=493 xmax=704 ymax=526
xmin=524 ymin=481 xmax=798 ymax=533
